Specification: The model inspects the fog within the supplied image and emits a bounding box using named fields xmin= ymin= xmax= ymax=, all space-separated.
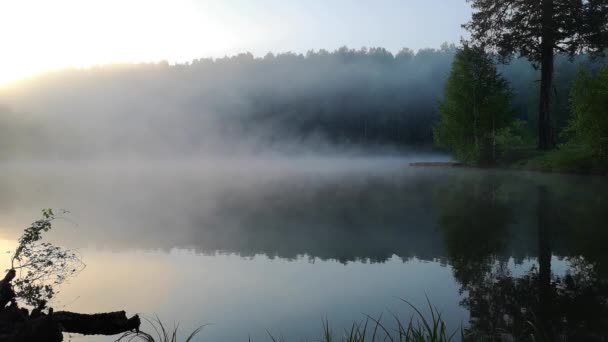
xmin=0 ymin=45 xmax=604 ymax=161
xmin=1 ymin=159 xmax=606 ymax=264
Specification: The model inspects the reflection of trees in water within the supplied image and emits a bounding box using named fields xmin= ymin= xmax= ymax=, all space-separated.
xmin=184 ymin=172 xmax=446 ymax=263
xmin=460 ymin=260 xmax=608 ymax=341
xmin=435 ymin=175 xmax=512 ymax=288
xmin=437 ymin=178 xmax=608 ymax=340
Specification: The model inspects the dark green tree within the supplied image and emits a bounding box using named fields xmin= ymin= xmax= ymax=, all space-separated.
xmin=465 ymin=0 xmax=608 ymax=150
xmin=434 ymin=45 xmax=513 ymax=165
xmin=566 ymin=65 xmax=608 ymax=160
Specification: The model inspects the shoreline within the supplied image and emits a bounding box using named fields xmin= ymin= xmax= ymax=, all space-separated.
xmin=410 ymin=160 xmax=608 ymax=176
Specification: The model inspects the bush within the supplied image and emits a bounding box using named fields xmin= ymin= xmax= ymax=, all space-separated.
xmin=565 ymin=66 xmax=608 ymax=160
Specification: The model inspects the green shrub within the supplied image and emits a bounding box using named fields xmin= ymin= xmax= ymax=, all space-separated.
xmin=565 ymin=66 xmax=608 ymax=160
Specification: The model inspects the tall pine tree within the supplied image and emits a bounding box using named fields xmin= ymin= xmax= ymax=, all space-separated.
xmin=465 ymin=0 xmax=608 ymax=150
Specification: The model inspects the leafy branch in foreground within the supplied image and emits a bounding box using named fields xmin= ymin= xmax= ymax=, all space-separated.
xmin=8 ymin=208 xmax=85 ymax=310
xmin=0 ymin=210 xmax=140 ymax=341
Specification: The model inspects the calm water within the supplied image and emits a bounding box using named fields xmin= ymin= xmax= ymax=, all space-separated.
xmin=0 ymin=158 xmax=607 ymax=341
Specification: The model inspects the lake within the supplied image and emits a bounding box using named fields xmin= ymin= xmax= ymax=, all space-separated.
xmin=0 ymin=157 xmax=607 ymax=341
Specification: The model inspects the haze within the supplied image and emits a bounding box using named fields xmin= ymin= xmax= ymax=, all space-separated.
xmin=0 ymin=0 xmax=470 ymax=84
xmin=1 ymin=1 xmax=608 ymax=341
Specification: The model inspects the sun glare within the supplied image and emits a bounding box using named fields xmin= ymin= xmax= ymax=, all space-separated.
xmin=0 ymin=0 xmax=245 ymax=85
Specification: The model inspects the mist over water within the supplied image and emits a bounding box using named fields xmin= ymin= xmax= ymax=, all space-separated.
xmin=1 ymin=158 xmax=608 ymax=340
xmin=0 ymin=156 xmax=443 ymax=244
xmin=0 ymin=45 xmax=607 ymax=341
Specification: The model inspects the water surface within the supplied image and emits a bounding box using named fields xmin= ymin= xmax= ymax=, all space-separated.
xmin=0 ymin=158 xmax=606 ymax=341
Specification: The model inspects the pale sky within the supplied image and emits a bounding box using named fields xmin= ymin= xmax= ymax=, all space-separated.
xmin=0 ymin=0 xmax=471 ymax=84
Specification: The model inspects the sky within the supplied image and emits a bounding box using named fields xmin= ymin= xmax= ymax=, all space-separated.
xmin=0 ymin=0 xmax=471 ymax=84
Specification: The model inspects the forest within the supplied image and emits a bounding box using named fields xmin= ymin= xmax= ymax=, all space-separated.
xmin=0 ymin=45 xmax=604 ymax=160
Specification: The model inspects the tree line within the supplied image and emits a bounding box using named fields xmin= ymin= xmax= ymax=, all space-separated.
xmin=435 ymin=0 xmax=608 ymax=168
xmin=0 ymin=44 xmax=604 ymax=159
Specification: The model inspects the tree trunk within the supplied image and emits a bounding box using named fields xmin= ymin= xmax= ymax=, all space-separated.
xmin=0 ymin=269 xmax=140 ymax=341
xmin=492 ymin=115 xmax=496 ymax=163
xmin=0 ymin=308 xmax=140 ymax=342
xmin=54 ymin=311 xmax=140 ymax=336
xmin=0 ymin=269 xmax=16 ymax=308
xmin=538 ymin=0 xmax=557 ymax=150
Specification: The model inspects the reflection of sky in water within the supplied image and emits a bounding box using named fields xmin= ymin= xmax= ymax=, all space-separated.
xmin=57 ymin=251 xmax=466 ymax=342
xmin=509 ymin=256 xmax=571 ymax=278
xmin=0 ymin=238 xmax=582 ymax=342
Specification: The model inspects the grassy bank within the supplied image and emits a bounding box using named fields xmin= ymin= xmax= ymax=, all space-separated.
xmin=412 ymin=147 xmax=607 ymax=176
xmin=117 ymin=300 xmax=561 ymax=342
xmin=503 ymin=146 xmax=608 ymax=175
xmin=117 ymin=306 xmax=464 ymax=342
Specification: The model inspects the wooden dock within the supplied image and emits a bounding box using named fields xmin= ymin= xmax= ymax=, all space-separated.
xmin=409 ymin=162 xmax=465 ymax=167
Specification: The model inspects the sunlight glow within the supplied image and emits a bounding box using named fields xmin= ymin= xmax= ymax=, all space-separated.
xmin=0 ymin=0 xmax=471 ymax=85
xmin=0 ymin=0 xmax=258 ymax=84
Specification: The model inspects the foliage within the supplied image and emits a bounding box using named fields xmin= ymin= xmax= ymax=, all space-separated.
xmin=9 ymin=209 xmax=85 ymax=310
xmin=514 ymin=60 xmax=608 ymax=175
xmin=464 ymin=1 xmax=608 ymax=64
xmin=434 ymin=45 xmax=514 ymax=165
xmin=565 ymin=66 xmax=608 ymax=160
xmin=495 ymin=119 xmax=536 ymax=162
xmin=513 ymin=145 xmax=603 ymax=173
xmin=465 ymin=0 xmax=608 ymax=150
